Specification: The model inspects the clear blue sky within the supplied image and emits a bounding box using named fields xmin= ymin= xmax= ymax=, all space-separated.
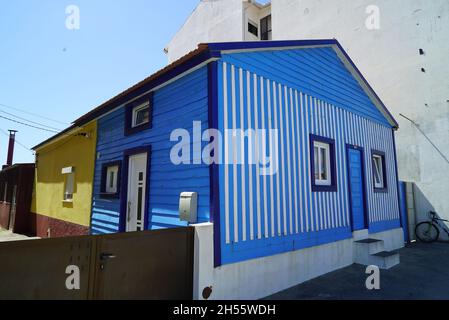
xmin=0 ymin=0 xmax=199 ymax=165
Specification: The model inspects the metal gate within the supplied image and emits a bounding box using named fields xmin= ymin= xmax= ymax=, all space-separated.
xmin=0 ymin=227 xmax=194 ymax=300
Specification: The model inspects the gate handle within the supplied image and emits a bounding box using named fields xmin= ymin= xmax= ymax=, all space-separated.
xmin=100 ymin=253 xmax=117 ymax=261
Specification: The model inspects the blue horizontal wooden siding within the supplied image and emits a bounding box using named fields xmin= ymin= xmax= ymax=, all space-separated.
xmin=218 ymin=53 xmax=400 ymax=264
xmin=91 ymin=66 xmax=210 ymax=235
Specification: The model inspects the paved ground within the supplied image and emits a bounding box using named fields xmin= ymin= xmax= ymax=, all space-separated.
xmin=266 ymin=242 xmax=449 ymax=300
xmin=0 ymin=228 xmax=38 ymax=242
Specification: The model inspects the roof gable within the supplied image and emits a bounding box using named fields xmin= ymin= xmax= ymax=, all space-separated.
xmin=219 ymin=46 xmax=392 ymax=127
xmin=34 ymin=39 xmax=397 ymax=150
xmin=208 ymin=40 xmax=397 ymax=128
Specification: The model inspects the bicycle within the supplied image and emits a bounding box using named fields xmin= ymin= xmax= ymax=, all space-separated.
xmin=415 ymin=211 xmax=449 ymax=243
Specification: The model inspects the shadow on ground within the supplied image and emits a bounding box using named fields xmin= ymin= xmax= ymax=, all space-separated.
xmin=265 ymin=242 xmax=449 ymax=300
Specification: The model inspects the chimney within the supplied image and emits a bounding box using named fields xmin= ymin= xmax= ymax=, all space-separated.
xmin=6 ymin=130 xmax=18 ymax=167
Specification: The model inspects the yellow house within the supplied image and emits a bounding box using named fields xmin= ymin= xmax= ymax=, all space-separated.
xmin=30 ymin=121 xmax=97 ymax=238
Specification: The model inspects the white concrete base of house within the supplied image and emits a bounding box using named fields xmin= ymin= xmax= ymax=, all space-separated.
xmin=193 ymin=223 xmax=404 ymax=300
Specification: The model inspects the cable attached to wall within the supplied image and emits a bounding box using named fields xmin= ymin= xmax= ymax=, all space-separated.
xmin=399 ymin=113 xmax=449 ymax=166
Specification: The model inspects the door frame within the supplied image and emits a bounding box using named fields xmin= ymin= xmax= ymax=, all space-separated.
xmin=8 ymin=185 xmax=17 ymax=231
xmin=119 ymin=146 xmax=152 ymax=232
xmin=345 ymin=144 xmax=369 ymax=232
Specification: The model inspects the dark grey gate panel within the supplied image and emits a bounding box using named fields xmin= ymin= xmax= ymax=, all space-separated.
xmin=0 ymin=227 xmax=194 ymax=300
xmin=93 ymin=227 xmax=194 ymax=300
xmin=0 ymin=236 xmax=95 ymax=300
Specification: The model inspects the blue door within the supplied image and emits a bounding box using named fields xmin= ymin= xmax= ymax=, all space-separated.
xmin=348 ymin=147 xmax=366 ymax=231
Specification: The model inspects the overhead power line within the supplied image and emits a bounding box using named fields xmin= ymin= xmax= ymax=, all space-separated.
xmin=0 ymin=114 xmax=59 ymax=133
xmin=0 ymin=109 xmax=62 ymax=131
xmin=0 ymin=128 xmax=33 ymax=153
xmin=0 ymin=102 xmax=70 ymax=126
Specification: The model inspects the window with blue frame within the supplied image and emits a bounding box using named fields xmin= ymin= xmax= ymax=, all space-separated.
xmin=371 ymin=150 xmax=387 ymax=192
xmin=310 ymin=134 xmax=337 ymax=192
xmin=100 ymin=161 xmax=122 ymax=199
xmin=124 ymin=92 xmax=153 ymax=136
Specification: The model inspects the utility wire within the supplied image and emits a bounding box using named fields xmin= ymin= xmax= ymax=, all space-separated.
xmin=0 ymin=128 xmax=33 ymax=153
xmin=0 ymin=102 xmax=70 ymax=126
xmin=0 ymin=115 xmax=59 ymax=133
xmin=0 ymin=109 xmax=62 ymax=131
xmin=0 ymin=103 xmax=88 ymax=139
xmin=0 ymin=102 xmax=93 ymax=154
xmin=399 ymin=113 xmax=449 ymax=166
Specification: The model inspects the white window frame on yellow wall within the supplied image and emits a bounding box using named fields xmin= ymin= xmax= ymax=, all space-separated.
xmin=62 ymin=167 xmax=75 ymax=202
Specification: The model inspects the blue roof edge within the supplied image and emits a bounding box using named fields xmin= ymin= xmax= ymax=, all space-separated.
xmin=206 ymin=39 xmax=398 ymax=129
xmin=333 ymin=41 xmax=399 ymax=129
xmin=34 ymin=39 xmax=398 ymax=150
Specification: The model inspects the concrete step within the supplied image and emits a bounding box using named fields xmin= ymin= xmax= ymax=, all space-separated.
xmin=370 ymin=251 xmax=400 ymax=269
xmin=354 ymin=238 xmax=385 ymax=255
xmin=353 ymin=235 xmax=400 ymax=270
xmin=354 ymin=249 xmax=400 ymax=270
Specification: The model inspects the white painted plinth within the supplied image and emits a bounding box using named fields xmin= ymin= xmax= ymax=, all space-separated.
xmin=193 ymin=223 xmax=404 ymax=300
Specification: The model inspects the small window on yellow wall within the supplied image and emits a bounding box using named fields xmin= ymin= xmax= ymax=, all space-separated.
xmin=64 ymin=173 xmax=74 ymax=201
xmin=62 ymin=167 xmax=75 ymax=202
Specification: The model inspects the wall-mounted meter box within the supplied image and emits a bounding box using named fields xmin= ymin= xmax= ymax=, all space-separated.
xmin=179 ymin=192 xmax=198 ymax=223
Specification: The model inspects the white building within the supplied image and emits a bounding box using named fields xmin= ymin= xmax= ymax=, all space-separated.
xmin=165 ymin=0 xmax=272 ymax=63
xmin=166 ymin=0 xmax=449 ymax=233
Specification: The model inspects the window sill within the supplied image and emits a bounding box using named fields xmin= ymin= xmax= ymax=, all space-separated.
xmin=312 ymin=185 xmax=338 ymax=193
xmin=99 ymin=192 xmax=120 ymax=199
xmin=62 ymin=200 xmax=73 ymax=204
xmin=373 ymin=188 xmax=388 ymax=193
xmin=124 ymin=121 xmax=152 ymax=136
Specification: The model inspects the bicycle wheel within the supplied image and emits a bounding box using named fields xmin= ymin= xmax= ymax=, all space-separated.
xmin=415 ymin=222 xmax=439 ymax=243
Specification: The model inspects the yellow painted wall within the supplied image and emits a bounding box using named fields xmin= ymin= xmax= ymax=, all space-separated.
xmin=31 ymin=121 xmax=97 ymax=227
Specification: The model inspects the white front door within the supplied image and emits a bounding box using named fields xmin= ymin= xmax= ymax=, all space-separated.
xmin=126 ymin=153 xmax=147 ymax=232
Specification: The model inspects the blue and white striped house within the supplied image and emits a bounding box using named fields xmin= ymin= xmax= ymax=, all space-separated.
xmin=71 ymin=40 xmax=404 ymax=299
xmin=215 ymin=42 xmax=401 ymax=265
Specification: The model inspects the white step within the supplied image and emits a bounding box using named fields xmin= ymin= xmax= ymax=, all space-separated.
xmin=354 ymin=238 xmax=384 ymax=255
xmin=353 ymin=237 xmax=400 ymax=270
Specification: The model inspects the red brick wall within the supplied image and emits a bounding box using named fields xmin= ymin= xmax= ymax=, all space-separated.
xmin=28 ymin=212 xmax=89 ymax=238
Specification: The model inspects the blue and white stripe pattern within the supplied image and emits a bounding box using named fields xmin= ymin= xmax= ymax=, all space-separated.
xmin=218 ymin=61 xmax=400 ymax=263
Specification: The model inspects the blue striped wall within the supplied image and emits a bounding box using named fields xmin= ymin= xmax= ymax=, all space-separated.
xmin=217 ymin=48 xmax=400 ymax=264
xmin=221 ymin=47 xmax=390 ymax=127
xmin=91 ymin=66 xmax=210 ymax=234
